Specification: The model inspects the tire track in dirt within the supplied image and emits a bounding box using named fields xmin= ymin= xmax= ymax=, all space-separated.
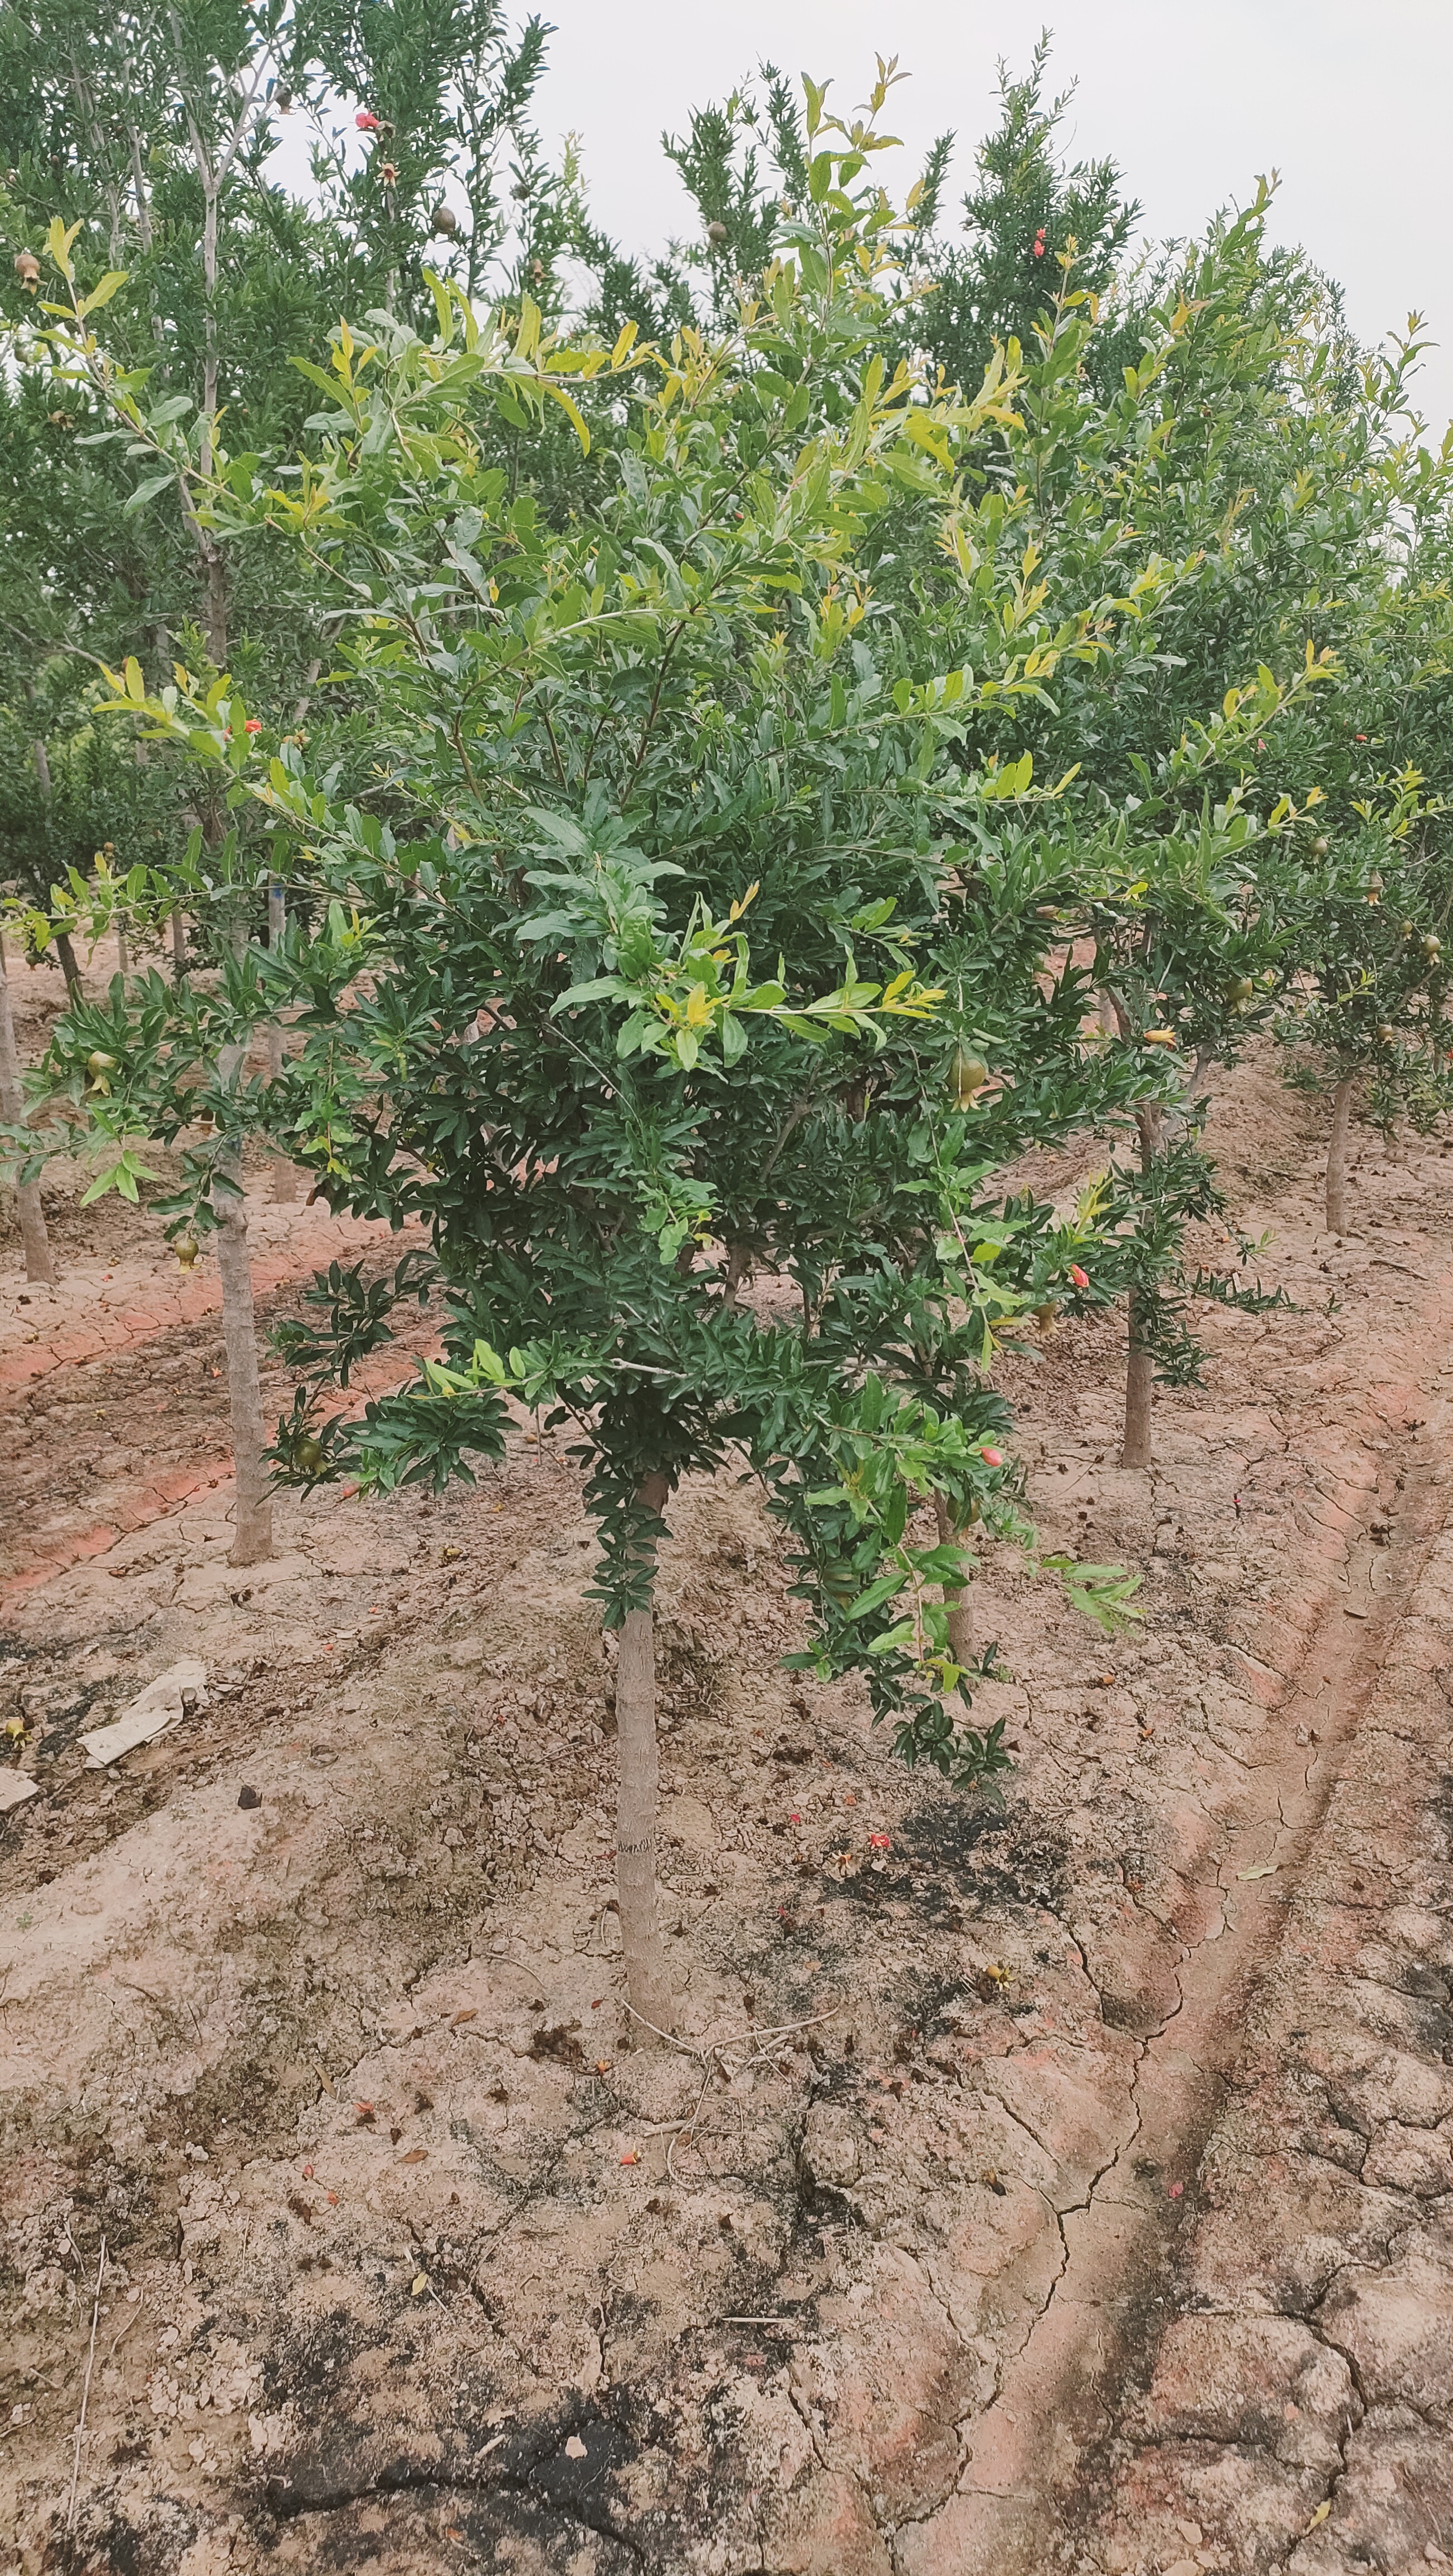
xmin=897 ymin=1373 xmax=1453 ymax=2574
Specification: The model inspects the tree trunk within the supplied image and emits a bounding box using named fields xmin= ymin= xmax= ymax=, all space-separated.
xmin=1121 ymin=1104 xmax=1163 ymax=1471
xmin=54 ymin=932 xmax=82 ymax=1003
xmin=0 ymin=934 xmax=56 ymax=1286
xmin=214 ymin=1160 xmax=273 ymax=1564
xmin=1122 ymin=1310 xmax=1154 ymax=1471
xmin=1326 ymin=1072 xmax=1354 ymax=1236
xmin=171 ymin=909 xmax=188 ymax=981
xmin=30 ymin=737 xmax=81 ymax=1001
xmin=115 ymin=911 xmax=130 ymax=978
xmin=933 ymin=1493 xmax=974 ymax=1674
xmin=615 ymin=1473 xmax=675 ymax=2032
xmin=267 ymin=875 xmax=298 ymax=1202
xmin=216 ymin=929 xmax=272 ymax=1562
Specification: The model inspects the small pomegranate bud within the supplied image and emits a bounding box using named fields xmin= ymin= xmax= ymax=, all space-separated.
xmin=1310 ymin=835 xmax=1329 ymax=857
xmin=980 ymin=1446 xmax=1004 ymax=1468
xmin=431 ymin=202 xmax=459 ymax=237
xmin=1069 ymin=1263 xmax=1089 ymax=1290
xmin=13 ymin=249 xmax=40 ymax=289
xmin=176 ymin=1238 xmax=199 ymax=1270
xmin=706 ymin=219 xmax=728 ymax=247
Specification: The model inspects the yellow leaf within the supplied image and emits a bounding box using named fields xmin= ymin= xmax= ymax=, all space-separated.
xmin=410 ymin=2273 xmax=428 ymax=2297
xmin=1303 ymin=2501 xmax=1332 ymax=2534
xmin=685 ymin=984 xmax=713 ymax=1027
xmin=611 ymin=320 xmax=638 ymax=366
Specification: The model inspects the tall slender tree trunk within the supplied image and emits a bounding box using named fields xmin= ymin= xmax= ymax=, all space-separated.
xmin=214 ymin=1159 xmax=273 ymax=1565
xmin=115 ymin=910 xmax=130 ymax=978
xmin=0 ymin=934 xmax=55 ymax=1286
xmin=615 ymin=1473 xmax=675 ymax=2032
xmin=30 ymin=737 xmax=82 ymax=1001
xmin=1122 ymin=1310 xmax=1154 ymax=1471
xmin=933 ymin=1492 xmax=974 ymax=1672
xmin=54 ymin=933 xmax=83 ymax=1003
xmin=215 ymin=916 xmax=272 ymax=1564
xmin=267 ymin=874 xmax=298 ymax=1203
xmin=171 ymin=909 xmax=188 ymax=981
xmin=1121 ymin=1105 xmax=1163 ymax=1472
xmin=1326 ymin=1072 xmax=1355 ymax=1236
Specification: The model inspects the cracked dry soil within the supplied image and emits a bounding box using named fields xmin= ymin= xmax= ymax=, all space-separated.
xmin=2 ymin=1042 xmax=1452 ymax=2576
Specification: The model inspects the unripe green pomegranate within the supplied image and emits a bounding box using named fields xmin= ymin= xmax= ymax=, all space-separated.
xmin=949 ymin=1049 xmax=988 ymax=1106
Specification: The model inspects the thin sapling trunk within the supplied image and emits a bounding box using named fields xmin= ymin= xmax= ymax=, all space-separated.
xmin=1326 ymin=1072 xmax=1355 ymax=1236
xmin=614 ymin=1474 xmax=675 ymax=2032
xmin=214 ymin=1168 xmax=273 ymax=1564
xmin=0 ymin=933 xmax=56 ymax=1286
xmin=216 ymin=937 xmax=272 ymax=1562
xmin=933 ymin=1492 xmax=974 ymax=1672
xmin=1122 ymin=1312 xmax=1154 ymax=1472
xmin=1121 ymin=1104 xmax=1163 ymax=1472
xmin=55 ymin=933 xmax=83 ymax=1003
xmin=30 ymin=737 xmax=81 ymax=1002
xmin=266 ymin=874 xmax=298 ymax=1202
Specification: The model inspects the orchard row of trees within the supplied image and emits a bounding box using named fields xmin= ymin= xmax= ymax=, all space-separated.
xmin=5 ymin=14 xmax=1453 ymax=2024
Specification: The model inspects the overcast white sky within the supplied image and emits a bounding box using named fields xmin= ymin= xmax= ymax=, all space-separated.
xmin=528 ymin=0 xmax=1453 ymax=437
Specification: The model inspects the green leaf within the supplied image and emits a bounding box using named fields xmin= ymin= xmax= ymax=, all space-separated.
xmin=123 ymin=469 xmax=176 ymax=516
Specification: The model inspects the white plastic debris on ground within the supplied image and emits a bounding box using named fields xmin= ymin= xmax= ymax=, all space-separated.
xmin=79 ymin=1658 xmax=208 ymax=1769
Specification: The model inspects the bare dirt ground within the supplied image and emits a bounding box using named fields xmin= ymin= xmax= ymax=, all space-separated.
xmin=2 ymin=1019 xmax=1452 ymax=2576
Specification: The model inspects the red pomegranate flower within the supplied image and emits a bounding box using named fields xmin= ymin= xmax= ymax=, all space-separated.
xmin=1033 ymin=228 xmax=1047 ymax=258
xmin=1069 ymin=1263 xmax=1089 ymax=1289
xmin=243 ymin=718 xmax=262 ymax=734
xmin=355 ymin=110 xmax=381 ymax=130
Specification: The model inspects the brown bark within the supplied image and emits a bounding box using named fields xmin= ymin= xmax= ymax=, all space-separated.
xmin=54 ymin=933 xmax=83 ymax=1003
xmin=114 ymin=910 xmax=130 ymax=978
xmin=615 ymin=1472 xmax=675 ymax=2032
xmin=1326 ymin=1072 xmax=1354 ymax=1236
xmin=171 ymin=909 xmax=188 ymax=980
xmin=1122 ymin=1320 xmax=1154 ymax=1471
xmin=933 ymin=1493 xmax=974 ymax=1673
xmin=0 ymin=934 xmax=56 ymax=1286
